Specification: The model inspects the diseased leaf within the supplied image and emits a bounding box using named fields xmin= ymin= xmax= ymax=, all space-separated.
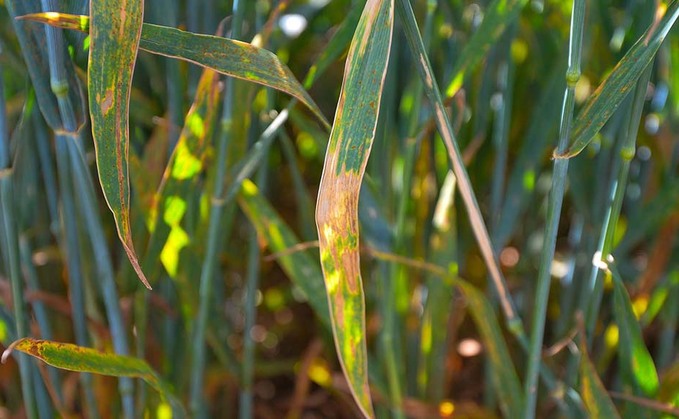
xmin=556 ymin=2 xmax=679 ymax=159
xmin=18 ymin=12 xmax=329 ymax=130
xmin=5 ymin=338 xmax=184 ymax=414
xmin=88 ymin=0 xmax=150 ymax=288
xmin=314 ymin=0 xmax=393 ymax=416
xmin=144 ymin=69 xmax=220 ymax=281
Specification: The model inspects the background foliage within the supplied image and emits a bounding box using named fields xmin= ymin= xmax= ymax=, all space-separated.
xmin=1 ymin=0 xmax=679 ymax=418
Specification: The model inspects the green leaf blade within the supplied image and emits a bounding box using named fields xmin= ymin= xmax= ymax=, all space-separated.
xmin=557 ymin=2 xmax=679 ymax=159
xmin=88 ymin=0 xmax=150 ymax=288
xmin=9 ymin=338 xmax=184 ymax=413
xmin=315 ymin=0 xmax=394 ymax=416
xmin=138 ymin=23 xmax=329 ymax=130
xmin=612 ymin=270 xmax=660 ymax=397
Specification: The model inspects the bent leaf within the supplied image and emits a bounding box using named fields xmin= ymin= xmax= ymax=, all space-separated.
xmin=557 ymin=2 xmax=679 ymax=159
xmin=315 ymin=0 xmax=393 ymax=416
xmin=6 ymin=338 xmax=183 ymax=413
xmin=88 ymin=0 xmax=150 ymax=288
xmin=18 ymin=12 xmax=329 ymax=130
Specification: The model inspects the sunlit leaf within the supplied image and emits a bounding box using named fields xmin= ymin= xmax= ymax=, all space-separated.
xmin=5 ymin=338 xmax=183 ymax=413
xmin=611 ymin=267 xmax=659 ymax=397
xmin=88 ymin=0 xmax=150 ymax=288
xmin=17 ymin=12 xmax=329 ymax=130
xmin=314 ymin=0 xmax=393 ymax=416
xmin=556 ymin=2 xmax=679 ymax=158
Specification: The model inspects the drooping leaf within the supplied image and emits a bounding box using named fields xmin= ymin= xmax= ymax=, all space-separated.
xmin=6 ymin=338 xmax=184 ymax=413
xmin=88 ymin=0 xmax=149 ymax=288
xmin=611 ymin=267 xmax=659 ymax=397
xmin=237 ymin=179 xmax=331 ymax=328
xmin=17 ymin=13 xmax=329 ymax=130
xmin=314 ymin=0 xmax=393 ymax=416
xmin=556 ymin=1 xmax=679 ymax=159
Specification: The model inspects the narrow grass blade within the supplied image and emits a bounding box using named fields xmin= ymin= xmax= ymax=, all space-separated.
xmin=444 ymin=0 xmax=529 ymax=98
xmin=238 ymin=179 xmax=330 ymax=327
xmin=611 ymin=267 xmax=659 ymax=397
xmin=18 ymin=13 xmax=330 ymax=129
xmin=314 ymin=1 xmax=393 ymax=416
xmin=557 ymin=1 xmax=679 ymax=159
xmin=4 ymin=338 xmax=184 ymax=414
xmin=145 ymin=68 xmax=220 ymax=280
xmin=580 ymin=334 xmax=622 ymax=419
xmin=88 ymin=0 xmax=150 ymax=289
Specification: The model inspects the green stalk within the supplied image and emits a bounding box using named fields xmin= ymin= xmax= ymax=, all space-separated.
xmin=396 ymin=8 xmax=436 ymax=403
xmin=398 ymin=1 xmax=582 ymax=412
xmin=33 ymin=114 xmax=60 ymax=237
xmin=53 ymin=138 xmax=99 ymax=419
xmin=584 ymin=65 xmax=653 ymax=337
xmin=190 ymin=1 xmax=247 ymax=414
xmin=19 ymin=238 xmax=63 ymax=405
xmin=522 ymin=1 xmax=585 ymax=417
xmin=486 ymin=26 xmax=516 ymax=410
xmin=238 ymin=223 xmax=260 ymax=419
xmin=0 ymin=56 xmax=37 ymax=419
xmin=657 ymin=270 xmax=679 ymax=369
xmin=396 ymin=0 xmax=523 ymax=340
xmin=65 ymin=138 xmax=135 ymax=418
xmin=239 ymin=159 xmax=268 ymax=419
xmin=279 ymin=134 xmax=316 ymax=242
xmin=34 ymin=0 xmax=135 ymax=415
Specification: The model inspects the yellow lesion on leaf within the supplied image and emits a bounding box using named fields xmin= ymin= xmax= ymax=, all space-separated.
xmin=186 ymin=112 xmax=205 ymax=138
xmin=170 ymin=141 xmax=203 ymax=180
